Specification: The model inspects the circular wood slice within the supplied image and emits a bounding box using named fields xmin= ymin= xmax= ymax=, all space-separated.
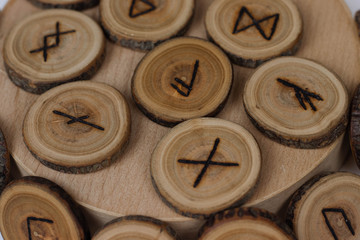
xmin=199 ymin=207 xmax=296 ymax=240
xmin=151 ymin=118 xmax=261 ymax=218
xmin=0 ymin=128 xmax=10 ymax=194
xmin=205 ymin=0 xmax=303 ymax=68
xmin=100 ymin=0 xmax=195 ymax=50
xmin=3 ymin=9 xmax=105 ymax=94
xmin=286 ymin=172 xmax=360 ymax=240
xmin=0 ymin=176 xmax=89 ymax=240
xmin=243 ymin=57 xmax=349 ymax=149
xmin=132 ymin=37 xmax=233 ymax=127
xmin=27 ymin=0 xmax=99 ymax=10
xmin=23 ymin=81 xmax=131 ymax=174
xmin=93 ymin=215 xmax=180 ymax=240
xmin=350 ymin=85 xmax=360 ymax=169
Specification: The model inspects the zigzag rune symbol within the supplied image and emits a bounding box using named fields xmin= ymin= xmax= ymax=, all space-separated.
xmin=233 ymin=6 xmax=279 ymax=41
xmin=30 ymin=22 xmax=76 ymax=62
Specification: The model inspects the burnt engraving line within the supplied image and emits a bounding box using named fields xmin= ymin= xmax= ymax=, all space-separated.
xmin=233 ymin=6 xmax=279 ymax=41
xmin=171 ymin=60 xmax=200 ymax=97
xmin=178 ymin=138 xmax=239 ymax=188
xmin=53 ymin=110 xmax=104 ymax=131
xmin=30 ymin=22 xmax=76 ymax=62
xmin=27 ymin=217 xmax=54 ymax=240
xmin=129 ymin=0 xmax=156 ymax=18
xmin=322 ymin=208 xmax=355 ymax=240
xmin=277 ymin=78 xmax=323 ymax=111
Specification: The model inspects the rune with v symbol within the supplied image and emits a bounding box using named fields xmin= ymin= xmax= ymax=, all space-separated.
xmin=178 ymin=138 xmax=239 ymax=188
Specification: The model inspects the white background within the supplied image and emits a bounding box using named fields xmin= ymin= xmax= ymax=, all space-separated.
xmin=0 ymin=0 xmax=360 ymax=239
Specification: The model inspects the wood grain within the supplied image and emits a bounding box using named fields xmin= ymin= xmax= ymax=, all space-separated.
xmin=27 ymin=0 xmax=99 ymax=10
xmin=0 ymin=0 xmax=359 ymax=238
xmin=100 ymin=0 xmax=194 ymax=50
xmin=151 ymin=118 xmax=261 ymax=218
xmin=92 ymin=215 xmax=180 ymax=240
xmin=244 ymin=57 xmax=349 ymax=149
xmin=205 ymin=0 xmax=303 ymax=67
xmin=286 ymin=172 xmax=360 ymax=240
xmin=23 ymin=81 xmax=131 ymax=174
xmin=132 ymin=37 xmax=233 ymax=127
xmin=199 ymin=207 xmax=296 ymax=240
xmin=0 ymin=176 xmax=90 ymax=240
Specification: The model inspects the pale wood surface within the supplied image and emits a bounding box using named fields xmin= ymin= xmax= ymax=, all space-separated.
xmin=0 ymin=0 xmax=359 ymax=238
xmin=151 ymin=118 xmax=261 ymax=218
xmin=286 ymin=172 xmax=360 ymax=240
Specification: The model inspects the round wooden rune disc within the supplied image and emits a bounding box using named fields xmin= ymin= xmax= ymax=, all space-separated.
xmin=0 ymin=176 xmax=89 ymax=240
xmin=205 ymin=0 xmax=303 ymax=68
xmin=132 ymin=37 xmax=233 ymax=127
xmin=27 ymin=0 xmax=99 ymax=10
xmin=151 ymin=118 xmax=261 ymax=218
xmin=3 ymin=9 xmax=105 ymax=94
xmin=93 ymin=215 xmax=180 ymax=240
xmin=0 ymin=129 xmax=10 ymax=194
xmin=286 ymin=172 xmax=360 ymax=240
xmin=199 ymin=208 xmax=296 ymax=240
xmin=350 ymin=85 xmax=360 ymax=169
xmin=243 ymin=57 xmax=348 ymax=149
xmin=99 ymin=0 xmax=195 ymax=50
xmin=23 ymin=81 xmax=131 ymax=174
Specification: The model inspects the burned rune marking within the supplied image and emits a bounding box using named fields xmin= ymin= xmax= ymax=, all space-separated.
xmin=27 ymin=217 xmax=54 ymax=240
xmin=129 ymin=0 xmax=156 ymax=18
xmin=177 ymin=138 xmax=239 ymax=188
xmin=233 ymin=6 xmax=280 ymax=41
xmin=277 ymin=78 xmax=323 ymax=111
xmin=171 ymin=60 xmax=200 ymax=97
xmin=53 ymin=110 xmax=104 ymax=131
xmin=30 ymin=22 xmax=76 ymax=62
xmin=322 ymin=208 xmax=355 ymax=240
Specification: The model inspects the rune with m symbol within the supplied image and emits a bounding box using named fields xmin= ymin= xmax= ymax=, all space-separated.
xmin=30 ymin=22 xmax=76 ymax=62
xmin=178 ymin=138 xmax=239 ymax=188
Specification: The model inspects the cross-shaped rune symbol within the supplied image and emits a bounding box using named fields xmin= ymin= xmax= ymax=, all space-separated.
xmin=27 ymin=217 xmax=54 ymax=240
xmin=233 ymin=6 xmax=280 ymax=41
xmin=30 ymin=22 xmax=76 ymax=62
xmin=277 ymin=78 xmax=324 ymax=111
xmin=53 ymin=110 xmax=105 ymax=131
xmin=129 ymin=0 xmax=156 ymax=18
xmin=171 ymin=60 xmax=200 ymax=97
xmin=177 ymin=138 xmax=239 ymax=188
xmin=322 ymin=208 xmax=355 ymax=240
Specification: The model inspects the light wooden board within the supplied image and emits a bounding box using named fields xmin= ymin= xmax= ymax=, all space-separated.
xmin=0 ymin=0 xmax=359 ymax=238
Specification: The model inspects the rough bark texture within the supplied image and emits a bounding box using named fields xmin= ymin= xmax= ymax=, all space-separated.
xmin=285 ymin=172 xmax=333 ymax=230
xmin=27 ymin=0 xmax=99 ymax=10
xmin=100 ymin=7 xmax=195 ymax=51
xmin=245 ymin=107 xmax=349 ymax=149
xmin=5 ymin=176 xmax=91 ymax=239
xmin=350 ymin=84 xmax=360 ymax=169
xmin=4 ymin=47 xmax=105 ymax=94
xmin=207 ymin=33 xmax=303 ymax=68
xmin=356 ymin=11 xmax=360 ymax=36
xmin=199 ymin=207 xmax=296 ymax=239
xmin=0 ymin=129 xmax=10 ymax=194
xmin=94 ymin=215 xmax=182 ymax=240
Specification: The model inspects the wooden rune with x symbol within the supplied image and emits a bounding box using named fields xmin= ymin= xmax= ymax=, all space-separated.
xmin=53 ymin=110 xmax=104 ymax=131
xmin=177 ymin=138 xmax=239 ymax=188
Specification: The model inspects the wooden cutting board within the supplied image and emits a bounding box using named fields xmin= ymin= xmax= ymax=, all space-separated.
xmin=0 ymin=0 xmax=359 ymax=238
